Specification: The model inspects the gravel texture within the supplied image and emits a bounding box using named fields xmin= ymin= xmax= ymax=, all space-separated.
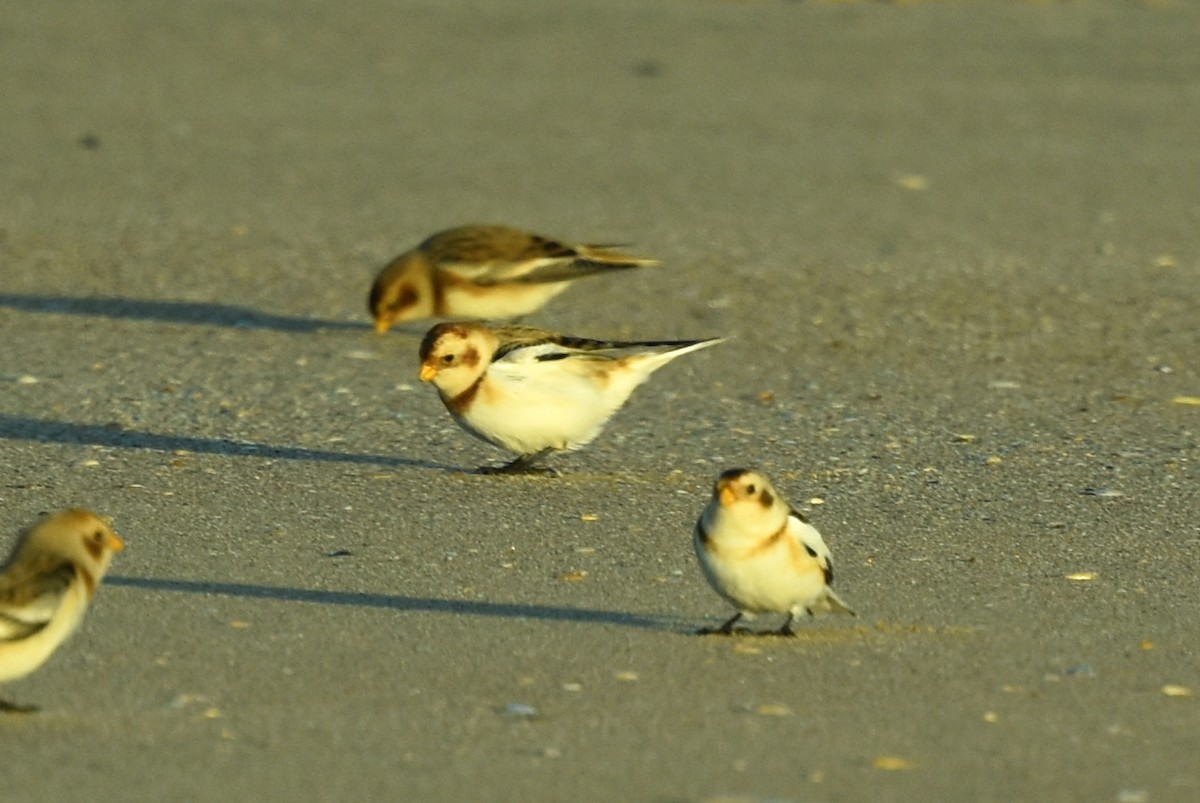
xmin=2 ymin=2 xmax=1198 ymax=801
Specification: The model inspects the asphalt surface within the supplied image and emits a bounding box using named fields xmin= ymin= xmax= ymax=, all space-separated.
xmin=2 ymin=1 xmax=1198 ymax=801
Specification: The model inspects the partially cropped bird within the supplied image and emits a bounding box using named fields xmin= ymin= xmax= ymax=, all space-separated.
xmin=694 ymin=469 xmax=854 ymax=636
xmin=0 ymin=509 xmax=124 ymax=711
xmin=418 ymin=321 xmax=724 ymax=474
xmin=369 ymin=224 xmax=659 ymax=333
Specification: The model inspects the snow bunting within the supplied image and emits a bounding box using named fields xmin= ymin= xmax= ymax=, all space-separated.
xmin=694 ymin=469 xmax=854 ymax=636
xmin=369 ymin=224 xmax=660 ymax=333
xmin=418 ymin=322 xmax=724 ymax=474
xmin=1 ymin=509 xmax=124 ymax=710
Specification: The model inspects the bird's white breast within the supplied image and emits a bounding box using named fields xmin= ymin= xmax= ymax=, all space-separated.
xmin=694 ymin=513 xmax=830 ymax=616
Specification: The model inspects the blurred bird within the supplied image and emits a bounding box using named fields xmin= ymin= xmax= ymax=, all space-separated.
xmin=0 ymin=509 xmax=124 ymax=711
xmin=369 ymin=224 xmax=659 ymax=333
xmin=418 ymin=321 xmax=724 ymax=474
xmin=694 ymin=469 xmax=854 ymax=636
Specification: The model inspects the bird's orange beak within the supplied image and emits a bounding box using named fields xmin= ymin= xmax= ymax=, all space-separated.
xmin=374 ymin=318 xmax=391 ymax=335
xmin=419 ymin=364 xmax=438 ymax=382
xmin=109 ymin=532 xmax=125 ymax=552
xmin=718 ymin=485 xmax=737 ymax=507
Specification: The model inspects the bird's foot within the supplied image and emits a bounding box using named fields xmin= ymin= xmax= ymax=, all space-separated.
xmin=769 ymin=613 xmax=798 ymax=637
xmin=475 ymin=463 xmax=560 ymax=477
xmin=476 ymin=453 xmax=559 ymax=477
xmin=696 ymin=612 xmax=743 ymax=636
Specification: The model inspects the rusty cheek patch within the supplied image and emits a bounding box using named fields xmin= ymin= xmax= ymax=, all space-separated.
xmin=395 ymin=284 xmax=419 ymax=311
xmin=83 ymin=534 xmax=104 ymax=561
xmin=460 ymin=347 xmax=480 ymax=370
xmin=759 ymin=489 xmax=774 ymax=509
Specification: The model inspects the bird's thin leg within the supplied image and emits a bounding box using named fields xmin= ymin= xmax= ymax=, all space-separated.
xmin=477 ymin=449 xmax=559 ymax=477
xmin=697 ymin=611 xmax=743 ymax=636
xmin=773 ymin=612 xmax=797 ymax=637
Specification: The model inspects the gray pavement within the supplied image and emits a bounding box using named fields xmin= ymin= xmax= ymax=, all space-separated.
xmin=2 ymin=1 xmax=1198 ymax=801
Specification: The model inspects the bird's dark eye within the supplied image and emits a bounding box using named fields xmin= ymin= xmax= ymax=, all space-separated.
xmin=746 ymin=484 xmax=756 ymax=495
xmin=92 ymin=530 xmax=105 ymax=542
xmin=441 ymin=354 xmax=455 ymax=365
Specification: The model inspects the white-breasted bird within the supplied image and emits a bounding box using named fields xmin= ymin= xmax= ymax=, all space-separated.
xmin=418 ymin=322 xmax=724 ymax=474
xmin=694 ymin=468 xmax=854 ymax=636
xmin=369 ymin=224 xmax=660 ymax=333
xmin=0 ymin=509 xmax=124 ymax=710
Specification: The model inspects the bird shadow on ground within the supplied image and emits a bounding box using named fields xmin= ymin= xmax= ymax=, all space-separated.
xmin=0 ymin=414 xmax=456 ymax=472
xmin=106 ymin=575 xmax=684 ymax=632
xmin=0 ymin=292 xmax=368 ymax=334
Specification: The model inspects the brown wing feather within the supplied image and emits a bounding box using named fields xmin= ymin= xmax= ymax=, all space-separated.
xmin=490 ymin=325 xmax=614 ymax=359
xmin=0 ymin=555 xmax=76 ymax=640
xmin=426 ymin=226 xmax=653 ymax=286
xmin=489 ymin=325 xmax=712 ymax=361
xmin=423 ymin=226 xmax=578 ymax=266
